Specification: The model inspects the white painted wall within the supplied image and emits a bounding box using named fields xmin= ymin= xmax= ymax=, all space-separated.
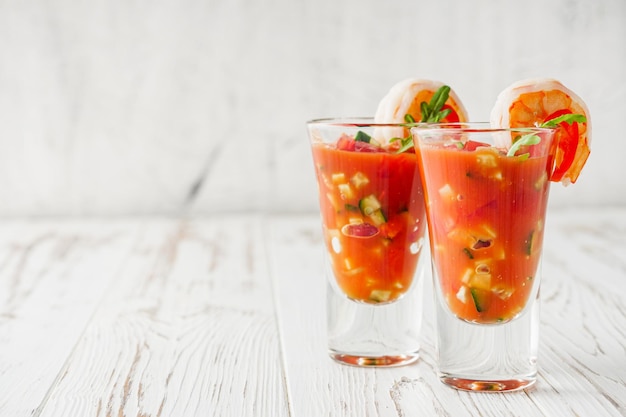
xmin=0 ymin=0 xmax=623 ymax=216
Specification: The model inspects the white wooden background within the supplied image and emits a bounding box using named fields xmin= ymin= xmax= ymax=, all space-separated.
xmin=0 ymin=0 xmax=624 ymax=216
xmin=0 ymin=209 xmax=624 ymax=416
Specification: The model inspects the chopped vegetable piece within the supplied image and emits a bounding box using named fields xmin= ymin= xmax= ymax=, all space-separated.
xmin=524 ymin=230 xmax=534 ymax=256
xmin=337 ymin=183 xmax=354 ymax=200
xmin=331 ymin=172 xmax=346 ymax=184
xmin=341 ymin=223 xmax=379 ymax=238
xmin=359 ymin=195 xmax=386 ymax=225
xmin=350 ymin=172 xmax=370 ymax=189
xmin=470 ymin=288 xmax=491 ymax=313
xmin=469 ymin=272 xmax=491 ymax=291
xmin=369 ymin=289 xmax=391 ymax=303
xmin=359 ymin=194 xmax=381 ymax=214
xmin=355 ymin=130 xmax=372 ymax=143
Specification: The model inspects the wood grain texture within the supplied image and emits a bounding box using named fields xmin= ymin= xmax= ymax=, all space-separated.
xmin=0 ymin=220 xmax=139 ymax=416
xmin=269 ymin=208 xmax=626 ymax=416
xmin=1 ymin=210 xmax=624 ymax=416
xmin=0 ymin=217 xmax=289 ymax=417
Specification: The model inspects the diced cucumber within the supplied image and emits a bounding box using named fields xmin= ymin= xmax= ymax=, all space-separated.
xmin=524 ymin=230 xmax=534 ymax=255
xmin=354 ymin=131 xmax=381 ymax=147
xmin=331 ymin=172 xmax=346 ymax=184
xmin=438 ymin=183 xmax=455 ymax=200
xmin=476 ymin=151 xmax=498 ymax=167
xmin=492 ymin=284 xmax=514 ymax=300
xmin=350 ymin=172 xmax=370 ymax=189
xmin=470 ymin=288 xmax=491 ymax=313
xmin=456 ymin=285 xmax=469 ymax=303
xmin=337 ymin=183 xmax=355 ymax=199
xmin=369 ymin=289 xmax=391 ymax=303
xmin=359 ymin=195 xmax=386 ymax=226
xmin=369 ymin=210 xmax=386 ymax=226
xmin=359 ymin=194 xmax=381 ymax=214
xmin=469 ymin=272 xmax=491 ymax=291
xmin=355 ymin=130 xmax=372 ymax=143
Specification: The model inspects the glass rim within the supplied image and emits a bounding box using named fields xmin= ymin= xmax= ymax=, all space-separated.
xmin=307 ymin=119 xmax=556 ymax=134
xmin=410 ymin=122 xmax=555 ymax=134
xmin=306 ymin=116 xmax=410 ymax=128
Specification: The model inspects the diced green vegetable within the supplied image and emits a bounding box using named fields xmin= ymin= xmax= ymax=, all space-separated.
xmin=359 ymin=194 xmax=381 ymax=215
xmin=524 ymin=230 xmax=534 ymax=255
xmin=359 ymin=195 xmax=386 ymax=226
xmin=469 ymin=272 xmax=491 ymax=291
xmin=337 ymin=183 xmax=355 ymax=199
xmin=369 ymin=289 xmax=391 ymax=303
xmin=331 ymin=172 xmax=346 ymax=184
xmin=476 ymin=152 xmax=498 ymax=167
xmin=368 ymin=210 xmax=387 ymax=226
xmin=355 ymin=130 xmax=372 ymax=143
xmin=354 ymin=131 xmax=381 ymax=147
xmin=350 ymin=172 xmax=370 ymax=189
xmin=470 ymin=288 xmax=491 ymax=313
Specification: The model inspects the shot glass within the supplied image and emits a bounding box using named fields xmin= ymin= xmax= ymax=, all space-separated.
xmin=306 ymin=117 xmax=428 ymax=367
xmin=412 ymin=122 xmax=555 ymax=391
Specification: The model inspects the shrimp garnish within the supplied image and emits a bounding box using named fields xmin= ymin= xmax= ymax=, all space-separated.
xmin=490 ymin=78 xmax=591 ymax=185
xmin=374 ymin=78 xmax=469 ymax=144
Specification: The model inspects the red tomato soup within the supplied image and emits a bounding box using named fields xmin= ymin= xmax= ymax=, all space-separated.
xmin=311 ymin=136 xmax=426 ymax=304
xmin=417 ymin=144 xmax=550 ymax=323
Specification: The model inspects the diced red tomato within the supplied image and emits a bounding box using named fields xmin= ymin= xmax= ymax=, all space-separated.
xmin=464 ymin=140 xmax=490 ymax=151
xmin=354 ymin=141 xmax=382 ymax=153
xmin=336 ymin=134 xmax=356 ymax=151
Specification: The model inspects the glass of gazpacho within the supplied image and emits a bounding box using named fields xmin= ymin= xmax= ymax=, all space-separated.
xmin=307 ymin=117 xmax=428 ymax=367
xmin=412 ymin=123 xmax=555 ymax=391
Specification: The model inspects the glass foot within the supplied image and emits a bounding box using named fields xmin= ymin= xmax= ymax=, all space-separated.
xmin=440 ymin=375 xmax=536 ymax=392
xmin=329 ymin=352 xmax=419 ymax=367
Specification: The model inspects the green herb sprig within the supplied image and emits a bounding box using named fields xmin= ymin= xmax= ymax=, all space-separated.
xmin=506 ymin=113 xmax=587 ymax=157
xmin=391 ymin=85 xmax=453 ymax=153
xmin=421 ymin=85 xmax=452 ymax=123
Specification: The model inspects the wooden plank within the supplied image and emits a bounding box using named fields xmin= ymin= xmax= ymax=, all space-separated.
xmin=35 ymin=217 xmax=289 ymax=417
xmin=269 ymin=210 xmax=626 ymax=416
xmin=0 ymin=219 xmax=139 ymax=416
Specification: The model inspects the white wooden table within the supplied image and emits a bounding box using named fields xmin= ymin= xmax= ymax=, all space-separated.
xmin=1 ymin=208 xmax=625 ymax=416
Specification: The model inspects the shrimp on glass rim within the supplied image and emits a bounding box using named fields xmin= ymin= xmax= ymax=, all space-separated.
xmin=490 ymin=78 xmax=591 ymax=185
xmin=374 ymin=78 xmax=469 ymax=144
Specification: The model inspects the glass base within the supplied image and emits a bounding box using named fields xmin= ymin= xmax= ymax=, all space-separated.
xmin=330 ymin=351 xmax=419 ymax=367
xmin=434 ymin=276 xmax=540 ymax=390
xmin=326 ymin=274 xmax=424 ymax=368
xmin=439 ymin=375 xmax=536 ymax=392
xmin=324 ymin=247 xmax=427 ymax=368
